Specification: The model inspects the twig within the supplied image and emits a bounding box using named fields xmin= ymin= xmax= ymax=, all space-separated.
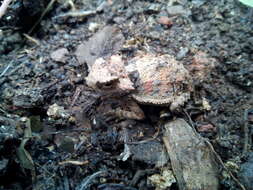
xmin=58 ymin=160 xmax=89 ymax=166
xmin=205 ymin=140 xmax=246 ymax=190
xmin=183 ymin=109 xmax=195 ymax=128
xmin=183 ymin=109 xmax=246 ymax=190
xmin=35 ymin=162 xmax=56 ymax=178
xmin=242 ymin=109 xmax=249 ymax=156
xmin=0 ymin=107 xmax=8 ymax=114
xmin=76 ymin=171 xmax=106 ymax=190
xmin=0 ymin=60 xmax=13 ymax=77
xmin=0 ymin=0 xmax=12 ymax=19
xmin=53 ymin=10 xmax=96 ymax=19
xmin=71 ymin=86 xmax=82 ymax=107
xmin=23 ymin=33 xmax=40 ymax=46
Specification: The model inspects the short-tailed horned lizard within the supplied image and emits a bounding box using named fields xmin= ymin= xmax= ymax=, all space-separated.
xmin=85 ymin=53 xmax=192 ymax=119
xmin=126 ymin=53 xmax=192 ymax=110
xmin=85 ymin=55 xmax=135 ymax=93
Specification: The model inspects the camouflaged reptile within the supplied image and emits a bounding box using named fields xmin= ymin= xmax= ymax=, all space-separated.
xmin=85 ymin=53 xmax=193 ymax=119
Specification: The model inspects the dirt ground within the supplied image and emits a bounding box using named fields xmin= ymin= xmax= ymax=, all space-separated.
xmin=0 ymin=0 xmax=253 ymax=189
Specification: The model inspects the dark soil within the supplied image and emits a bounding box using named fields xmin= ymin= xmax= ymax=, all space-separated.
xmin=0 ymin=0 xmax=253 ymax=189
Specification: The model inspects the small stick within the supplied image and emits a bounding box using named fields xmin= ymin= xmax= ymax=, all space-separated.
xmin=242 ymin=109 xmax=249 ymax=156
xmin=0 ymin=0 xmax=12 ymax=19
xmin=71 ymin=86 xmax=82 ymax=107
xmin=23 ymin=33 xmax=40 ymax=45
xmin=183 ymin=109 xmax=246 ymax=190
xmin=77 ymin=171 xmax=106 ymax=190
xmin=205 ymin=139 xmax=246 ymax=190
xmin=0 ymin=60 xmax=12 ymax=77
xmin=53 ymin=10 xmax=96 ymax=19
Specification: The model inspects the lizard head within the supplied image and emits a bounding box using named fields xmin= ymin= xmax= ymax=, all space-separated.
xmin=85 ymin=55 xmax=135 ymax=94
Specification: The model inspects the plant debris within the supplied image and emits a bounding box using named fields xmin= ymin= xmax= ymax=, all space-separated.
xmin=0 ymin=0 xmax=253 ymax=189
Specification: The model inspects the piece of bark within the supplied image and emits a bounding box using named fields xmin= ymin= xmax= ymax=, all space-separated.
xmin=163 ymin=119 xmax=219 ymax=190
xmin=75 ymin=25 xmax=125 ymax=70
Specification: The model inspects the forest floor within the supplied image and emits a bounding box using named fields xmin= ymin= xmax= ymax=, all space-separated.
xmin=0 ymin=0 xmax=253 ymax=189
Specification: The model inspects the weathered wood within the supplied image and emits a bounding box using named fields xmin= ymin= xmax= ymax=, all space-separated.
xmin=163 ymin=119 xmax=219 ymax=190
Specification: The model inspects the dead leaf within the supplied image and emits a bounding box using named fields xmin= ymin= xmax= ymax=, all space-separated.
xmin=75 ymin=25 xmax=125 ymax=69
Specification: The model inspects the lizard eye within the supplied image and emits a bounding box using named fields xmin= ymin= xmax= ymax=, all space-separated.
xmin=102 ymin=82 xmax=114 ymax=89
xmin=97 ymin=80 xmax=117 ymax=89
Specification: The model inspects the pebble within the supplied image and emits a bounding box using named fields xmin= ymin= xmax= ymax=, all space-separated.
xmin=88 ymin=22 xmax=100 ymax=32
xmin=197 ymin=123 xmax=216 ymax=133
xmin=157 ymin=16 xmax=173 ymax=27
xmin=50 ymin=48 xmax=69 ymax=63
xmin=146 ymin=3 xmax=162 ymax=13
xmin=113 ymin=17 xmax=125 ymax=24
xmin=167 ymin=5 xmax=190 ymax=16
xmin=176 ymin=47 xmax=189 ymax=60
xmin=148 ymin=168 xmax=176 ymax=190
xmin=47 ymin=103 xmax=70 ymax=119
xmin=96 ymin=1 xmax=109 ymax=12
xmin=148 ymin=30 xmax=161 ymax=39
xmin=192 ymin=0 xmax=206 ymax=7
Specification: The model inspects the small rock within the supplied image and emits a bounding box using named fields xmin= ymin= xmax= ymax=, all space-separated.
xmin=218 ymin=23 xmax=230 ymax=32
xmin=96 ymin=1 xmax=110 ymax=12
xmin=148 ymin=30 xmax=161 ymax=39
xmin=146 ymin=4 xmax=161 ymax=13
xmin=50 ymin=48 xmax=69 ymax=63
xmin=214 ymin=12 xmax=224 ymax=20
xmin=113 ymin=17 xmax=125 ymax=24
xmin=62 ymin=34 xmax=71 ymax=40
xmin=197 ymin=123 xmax=216 ymax=133
xmin=126 ymin=8 xmax=134 ymax=18
xmin=167 ymin=5 xmax=190 ymax=16
xmin=88 ymin=22 xmax=100 ymax=32
xmin=148 ymin=168 xmax=176 ymax=190
xmin=238 ymin=153 xmax=253 ymax=190
xmin=157 ymin=16 xmax=173 ymax=27
xmin=202 ymin=97 xmax=211 ymax=111
xmin=47 ymin=103 xmax=70 ymax=119
xmin=192 ymin=0 xmax=206 ymax=7
xmin=176 ymin=47 xmax=189 ymax=60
